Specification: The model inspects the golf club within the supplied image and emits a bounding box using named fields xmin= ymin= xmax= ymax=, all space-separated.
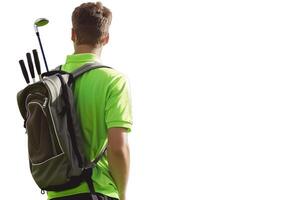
xmin=32 ymin=49 xmax=41 ymax=80
xmin=19 ymin=60 xmax=30 ymax=84
xmin=34 ymin=18 xmax=49 ymax=72
xmin=26 ymin=52 xmax=36 ymax=83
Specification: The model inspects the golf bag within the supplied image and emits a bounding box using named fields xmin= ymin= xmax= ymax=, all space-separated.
xmin=17 ymin=62 xmax=110 ymax=196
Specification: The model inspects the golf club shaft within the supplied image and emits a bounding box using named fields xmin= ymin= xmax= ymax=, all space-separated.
xmin=19 ymin=60 xmax=30 ymax=84
xmin=32 ymin=49 xmax=41 ymax=80
xmin=36 ymin=32 xmax=49 ymax=72
xmin=26 ymin=52 xmax=35 ymax=83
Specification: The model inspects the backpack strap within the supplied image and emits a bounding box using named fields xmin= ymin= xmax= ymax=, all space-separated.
xmin=71 ymin=61 xmax=110 ymax=166
xmin=85 ymin=143 xmax=108 ymax=169
xmin=51 ymin=62 xmax=110 ymax=79
xmin=72 ymin=62 xmax=111 ymax=198
xmin=83 ymin=144 xmax=108 ymax=200
xmin=71 ymin=62 xmax=112 ymax=80
xmin=55 ymin=65 xmax=62 ymax=71
xmin=92 ymin=144 xmax=107 ymax=165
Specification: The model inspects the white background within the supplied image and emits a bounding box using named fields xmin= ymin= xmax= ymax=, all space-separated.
xmin=0 ymin=0 xmax=300 ymax=199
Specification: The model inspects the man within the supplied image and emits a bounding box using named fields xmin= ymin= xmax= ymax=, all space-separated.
xmin=47 ymin=2 xmax=132 ymax=200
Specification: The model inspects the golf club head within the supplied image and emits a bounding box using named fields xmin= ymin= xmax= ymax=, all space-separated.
xmin=34 ymin=18 xmax=49 ymax=32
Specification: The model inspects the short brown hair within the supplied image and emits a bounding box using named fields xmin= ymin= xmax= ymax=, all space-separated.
xmin=72 ymin=1 xmax=112 ymax=46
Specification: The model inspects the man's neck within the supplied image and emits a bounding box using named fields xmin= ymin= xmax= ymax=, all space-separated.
xmin=74 ymin=44 xmax=102 ymax=57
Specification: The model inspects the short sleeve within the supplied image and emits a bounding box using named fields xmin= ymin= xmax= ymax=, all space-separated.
xmin=105 ymin=75 xmax=132 ymax=132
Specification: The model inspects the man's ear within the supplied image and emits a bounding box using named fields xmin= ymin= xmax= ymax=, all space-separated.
xmin=71 ymin=28 xmax=76 ymax=42
xmin=100 ymin=33 xmax=110 ymax=46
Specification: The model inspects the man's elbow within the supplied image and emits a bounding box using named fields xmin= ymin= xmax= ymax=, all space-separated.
xmin=108 ymin=142 xmax=129 ymax=157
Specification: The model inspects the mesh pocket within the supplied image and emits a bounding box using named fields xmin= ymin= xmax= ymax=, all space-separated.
xmin=26 ymin=99 xmax=62 ymax=164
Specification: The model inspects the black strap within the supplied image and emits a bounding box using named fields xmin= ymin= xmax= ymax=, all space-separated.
xmin=92 ymin=145 xmax=107 ymax=166
xmin=82 ymin=168 xmax=98 ymax=200
xmin=41 ymin=69 xmax=70 ymax=78
xmin=51 ymin=62 xmax=111 ymax=82
xmin=50 ymin=193 xmax=117 ymax=200
xmin=71 ymin=62 xmax=111 ymax=80
xmin=70 ymin=62 xmax=110 ymax=168
xmin=57 ymin=74 xmax=83 ymax=168
xmin=55 ymin=65 xmax=62 ymax=71
xmin=45 ymin=175 xmax=84 ymax=191
xmin=85 ymin=145 xmax=107 ymax=169
xmin=45 ymin=169 xmax=96 ymax=195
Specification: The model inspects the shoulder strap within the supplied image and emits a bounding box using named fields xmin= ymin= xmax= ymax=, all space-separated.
xmin=72 ymin=62 xmax=110 ymax=168
xmin=86 ymin=144 xmax=108 ymax=169
xmin=55 ymin=65 xmax=62 ymax=71
xmin=72 ymin=62 xmax=112 ymax=80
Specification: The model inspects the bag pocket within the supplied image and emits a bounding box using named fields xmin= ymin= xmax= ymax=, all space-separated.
xmin=25 ymin=93 xmax=63 ymax=165
xmin=31 ymin=152 xmax=68 ymax=188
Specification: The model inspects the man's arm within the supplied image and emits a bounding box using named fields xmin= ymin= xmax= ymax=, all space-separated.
xmin=107 ymin=127 xmax=130 ymax=200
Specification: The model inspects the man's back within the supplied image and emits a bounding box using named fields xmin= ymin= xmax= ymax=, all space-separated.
xmin=47 ymin=53 xmax=132 ymax=199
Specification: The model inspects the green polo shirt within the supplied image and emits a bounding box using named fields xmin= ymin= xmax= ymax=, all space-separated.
xmin=47 ymin=53 xmax=132 ymax=200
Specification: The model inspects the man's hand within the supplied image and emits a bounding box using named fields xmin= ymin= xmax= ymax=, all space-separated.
xmin=107 ymin=127 xmax=130 ymax=200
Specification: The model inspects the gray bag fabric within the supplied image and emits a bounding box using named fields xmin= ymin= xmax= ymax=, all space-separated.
xmin=17 ymin=62 xmax=110 ymax=193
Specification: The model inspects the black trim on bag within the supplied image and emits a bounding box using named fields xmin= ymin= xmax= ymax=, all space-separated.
xmin=44 ymin=173 xmax=84 ymax=191
xmin=50 ymin=193 xmax=118 ymax=200
xmin=57 ymin=74 xmax=83 ymax=168
xmin=41 ymin=70 xmax=71 ymax=78
xmin=43 ymin=168 xmax=94 ymax=192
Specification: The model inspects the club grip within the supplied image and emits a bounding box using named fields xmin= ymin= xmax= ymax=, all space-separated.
xmin=26 ymin=52 xmax=35 ymax=79
xmin=19 ymin=60 xmax=30 ymax=84
xmin=32 ymin=49 xmax=41 ymax=75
